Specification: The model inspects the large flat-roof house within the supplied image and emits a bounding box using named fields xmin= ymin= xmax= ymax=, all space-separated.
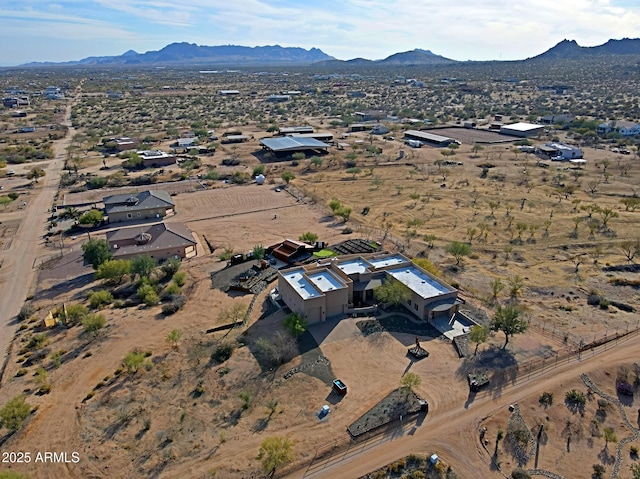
xmin=278 ymin=252 xmax=459 ymax=324
xmin=110 ymin=137 xmax=138 ymax=151
xmin=137 ymin=150 xmax=176 ymax=168
xmin=103 ymin=190 xmax=175 ymax=223
xmin=538 ymin=142 xmax=583 ymax=160
xmin=106 ymin=222 xmax=196 ymax=261
xmin=499 ymin=122 xmax=545 ymax=137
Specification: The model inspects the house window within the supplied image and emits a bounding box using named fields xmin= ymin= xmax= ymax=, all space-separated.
xmin=127 ymin=213 xmax=132 ymax=219
xmin=137 ymin=212 xmax=141 ymax=217
xmin=408 ymin=299 xmax=412 ymax=306
xmin=414 ymin=304 xmax=418 ymax=311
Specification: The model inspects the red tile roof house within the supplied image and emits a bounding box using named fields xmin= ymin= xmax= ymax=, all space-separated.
xmin=106 ymin=222 xmax=197 ymax=261
xmin=103 ymin=190 xmax=175 ymax=223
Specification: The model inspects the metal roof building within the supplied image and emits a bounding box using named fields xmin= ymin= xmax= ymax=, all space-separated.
xmin=499 ymin=122 xmax=545 ymax=137
xmin=404 ymin=130 xmax=458 ymax=146
xmin=260 ymin=137 xmax=330 ymax=154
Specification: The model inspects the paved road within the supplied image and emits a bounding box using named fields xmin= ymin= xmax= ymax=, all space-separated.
xmin=0 ymin=93 xmax=78 ymax=370
xmin=285 ymin=333 xmax=640 ymax=479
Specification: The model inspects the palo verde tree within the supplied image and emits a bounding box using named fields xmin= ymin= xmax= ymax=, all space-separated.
xmin=490 ymin=304 xmax=528 ymax=348
xmin=469 ymin=325 xmax=489 ymax=356
xmin=374 ymin=279 xmax=411 ymax=306
xmin=130 ymin=255 xmax=157 ymax=280
xmin=0 ymin=395 xmax=32 ymax=433
xmin=78 ymin=209 xmax=104 ymax=227
xmin=445 ymin=241 xmax=472 ymax=265
xmin=258 ymin=436 xmax=294 ymax=478
xmin=282 ymin=312 xmax=307 ymax=337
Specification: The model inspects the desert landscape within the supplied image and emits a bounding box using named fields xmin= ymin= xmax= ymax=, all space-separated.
xmin=0 ymin=46 xmax=639 ymax=479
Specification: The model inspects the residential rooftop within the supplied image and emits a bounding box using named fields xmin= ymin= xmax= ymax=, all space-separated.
xmin=282 ymin=268 xmax=321 ymax=299
xmin=308 ymin=270 xmax=347 ymax=293
xmin=386 ymin=265 xmax=453 ymax=299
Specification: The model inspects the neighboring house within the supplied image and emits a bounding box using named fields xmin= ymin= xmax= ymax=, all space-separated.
xmin=177 ymin=138 xmax=197 ymax=148
xmin=539 ymin=114 xmax=573 ymax=125
xmin=354 ymin=110 xmax=387 ymax=122
xmin=597 ymin=120 xmax=640 ymax=136
xmin=370 ymin=124 xmax=390 ymax=135
xmin=538 ymin=142 xmax=583 ymax=160
xmin=106 ymin=222 xmax=197 ymax=261
xmin=103 ymin=190 xmax=175 ymax=223
xmin=278 ymin=252 xmax=460 ymax=324
xmin=111 ymin=137 xmax=138 ymax=151
xmin=137 ymin=150 xmax=176 ymax=168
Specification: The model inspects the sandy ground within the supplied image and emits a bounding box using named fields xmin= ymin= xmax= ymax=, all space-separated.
xmin=0 ymin=92 xmax=78 ymax=366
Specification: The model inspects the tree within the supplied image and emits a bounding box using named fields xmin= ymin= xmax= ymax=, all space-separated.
xmin=511 ymin=468 xmax=531 ymax=479
xmin=123 ymin=350 xmax=146 ymax=374
xmin=78 ymin=209 xmax=104 ymax=227
xmin=252 ymin=244 xmax=266 ymax=261
xmin=166 ymin=329 xmax=182 ymax=349
xmin=631 ymin=463 xmax=640 ymax=479
xmin=469 ymin=325 xmax=489 ymax=356
xmin=603 ymin=427 xmax=617 ymax=449
xmin=374 ymin=279 xmax=411 ymax=306
xmin=335 ymin=206 xmax=352 ymax=223
xmin=137 ymin=283 xmax=160 ymax=306
xmin=620 ymin=240 xmax=640 ymax=263
xmin=412 ymin=257 xmax=441 ymax=277
xmin=64 ymin=303 xmax=88 ymax=323
xmin=219 ymin=303 xmax=247 ymax=325
xmin=490 ymin=304 xmax=527 ymax=348
xmin=95 ymin=259 xmax=131 ymax=283
xmin=258 ymin=436 xmax=294 ymax=478
xmin=130 ymin=255 xmax=157 ymax=280
xmin=281 ymin=171 xmax=295 ymax=184
xmin=298 ymin=231 xmax=318 ymax=244
xmin=490 ymin=277 xmax=504 ymax=301
xmin=508 ymin=275 xmax=525 ymax=299
xmin=400 ymin=372 xmax=422 ymax=392
xmin=82 ymin=238 xmax=112 ymax=269
xmin=26 ymin=167 xmax=46 ymax=183
xmin=445 ymin=241 xmax=472 ymax=265
xmin=81 ymin=313 xmax=106 ymax=337
xmin=283 ymin=312 xmax=307 ymax=337
xmin=0 ymin=395 xmax=31 ymax=433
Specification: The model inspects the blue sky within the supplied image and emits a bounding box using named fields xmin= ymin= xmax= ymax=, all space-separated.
xmin=2 ymin=0 xmax=640 ymax=66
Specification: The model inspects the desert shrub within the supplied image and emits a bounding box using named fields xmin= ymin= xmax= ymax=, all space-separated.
xmin=212 ymin=342 xmax=235 ymax=364
xmin=162 ymin=282 xmax=181 ymax=298
xmin=18 ymin=303 xmax=36 ymax=322
xmin=161 ymin=257 xmax=181 ymax=276
xmin=592 ymin=464 xmax=605 ymax=478
xmin=15 ymin=369 xmax=28 ymax=377
xmin=565 ymin=389 xmax=587 ymax=405
xmin=221 ymin=158 xmax=240 ymax=166
xmin=27 ymin=333 xmax=49 ymax=351
xmin=511 ymin=468 xmax=531 ymax=479
xmin=342 ymin=226 xmax=353 ymax=234
xmin=65 ymin=303 xmax=88 ymax=322
xmin=539 ymin=392 xmax=554 ymax=407
xmin=631 ymin=445 xmax=639 ymax=457
xmin=137 ymin=283 xmax=160 ymax=306
xmin=81 ymin=313 xmax=106 ymax=336
xmin=161 ymin=295 xmax=187 ymax=316
xmin=172 ymin=271 xmax=186 ymax=287
xmin=0 ymin=395 xmax=32 ymax=432
xmin=88 ymin=290 xmax=113 ymax=309
xmin=599 ymin=299 xmax=610 ymax=310
xmin=123 ymin=350 xmax=146 ymax=374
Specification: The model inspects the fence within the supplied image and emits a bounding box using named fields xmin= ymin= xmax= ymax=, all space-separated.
xmin=485 ymin=323 xmax=640 ymax=392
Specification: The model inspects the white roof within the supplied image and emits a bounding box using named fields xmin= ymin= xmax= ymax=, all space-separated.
xmin=337 ymin=258 xmax=370 ymax=275
xmin=501 ymin=122 xmax=544 ymax=132
xmin=386 ymin=265 xmax=452 ymax=299
xmin=308 ymin=270 xmax=346 ymax=292
xmin=368 ymin=254 xmax=407 ymax=269
xmin=282 ymin=269 xmax=321 ymax=299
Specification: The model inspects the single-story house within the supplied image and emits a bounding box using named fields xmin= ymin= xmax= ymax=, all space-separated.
xmin=404 ymin=130 xmax=459 ymax=147
xmin=111 ymin=137 xmax=138 ymax=151
xmin=137 ymin=150 xmax=176 ymax=168
xmin=103 ymin=190 xmax=175 ymax=223
xmin=597 ymin=120 xmax=640 ymax=136
xmin=106 ymin=222 xmax=196 ymax=261
xmin=539 ymin=142 xmax=583 ymax=160
xmin=278 ymin=252 xmax=460 ymax=324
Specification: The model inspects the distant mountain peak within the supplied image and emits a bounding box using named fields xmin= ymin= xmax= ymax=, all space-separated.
xmin=529 ymin=37 xmax=640 ymax=61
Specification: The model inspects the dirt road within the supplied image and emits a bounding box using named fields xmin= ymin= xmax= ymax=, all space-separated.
xmin=285 ymin=334 xmax=639 ymax=479
xmin=0 ymin=91 xmax=79 ymax=368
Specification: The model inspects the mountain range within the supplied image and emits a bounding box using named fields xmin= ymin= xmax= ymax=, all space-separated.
xmin=21 ymin=38 xmax=640 ymax=67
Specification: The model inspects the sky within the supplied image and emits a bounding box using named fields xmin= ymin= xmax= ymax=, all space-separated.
xmin=2 ymin=0 xmax=640 ymax=66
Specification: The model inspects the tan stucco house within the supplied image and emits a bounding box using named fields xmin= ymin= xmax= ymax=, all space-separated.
xmin=278 ymin=252 xmax=460 ymax=325
xmin=106 ymin=222 xmax=196 ymax=261
xmin=103 ymin=190 xmax=175 ymax=223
